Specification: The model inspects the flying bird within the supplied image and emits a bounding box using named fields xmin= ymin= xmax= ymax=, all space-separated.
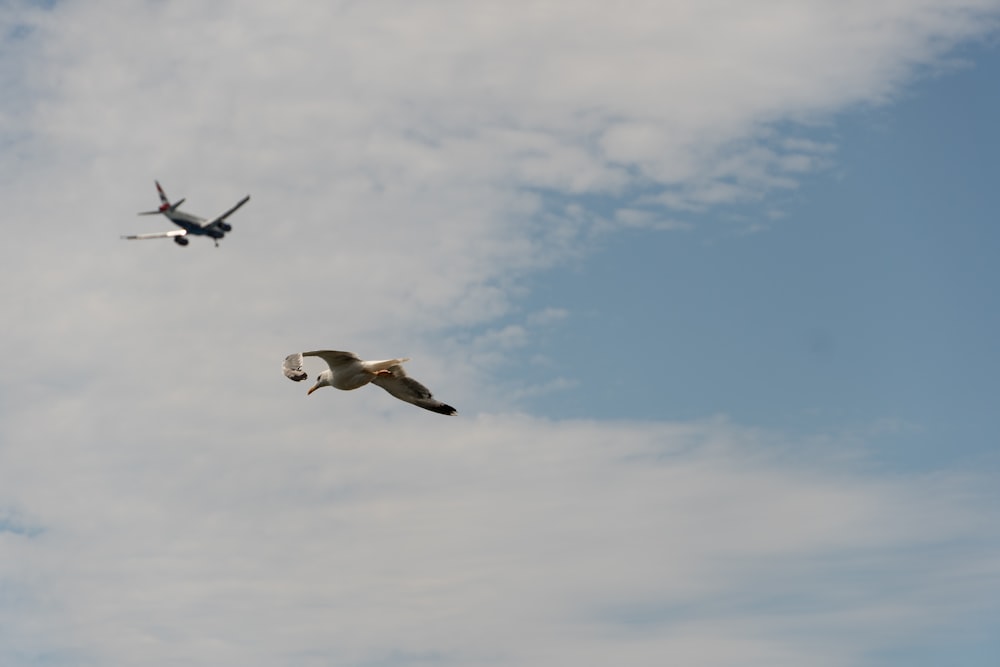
xmin=283 ymin=350 xmax=457 ymax=416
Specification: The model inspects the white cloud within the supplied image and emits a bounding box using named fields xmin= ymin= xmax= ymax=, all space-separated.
xmin=2 ymin=1 xmax=1000 ymax=665
xmin=1 ymin=415 xmax=997 ymax=666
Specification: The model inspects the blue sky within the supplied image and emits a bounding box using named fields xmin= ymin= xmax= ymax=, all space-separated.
xmin=515 ymin=49 xmax=1000 ymax=470
xmin=1 ymin=2 xmax=999 ymax=666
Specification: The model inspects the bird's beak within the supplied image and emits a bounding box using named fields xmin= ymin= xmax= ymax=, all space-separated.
xmin=307 ymin=384 xmax=319 ymax=395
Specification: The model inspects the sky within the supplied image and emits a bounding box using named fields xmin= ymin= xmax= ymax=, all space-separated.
xmin=1 ymin=1 xmax=999 ymax=666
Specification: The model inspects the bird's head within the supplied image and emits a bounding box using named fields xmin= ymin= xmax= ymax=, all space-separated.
xmin=307 ymin=370 xmax=332 ymax=395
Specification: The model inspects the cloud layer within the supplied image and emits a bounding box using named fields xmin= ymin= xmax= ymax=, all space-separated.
xmin=2 ymin=1 xmax=1000 ymax=665
xmin=2 ymin=414 xmax=998 ymax=666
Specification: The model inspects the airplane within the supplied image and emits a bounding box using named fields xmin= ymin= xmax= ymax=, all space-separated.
xmin=122 ymin=181 xmax=250 ymax=247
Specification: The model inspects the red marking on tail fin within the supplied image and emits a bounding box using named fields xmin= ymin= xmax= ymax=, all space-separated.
xmin=154 ymin=181 xmax=170 ymax=207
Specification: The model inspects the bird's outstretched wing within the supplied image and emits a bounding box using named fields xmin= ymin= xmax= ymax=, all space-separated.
xmin=282 ymin=353 xmax=309 ymax=382
xmin=371 ymin=364 xmax=457 ymax=416
xmin=304 ymin=350 xmax=363 ymax=369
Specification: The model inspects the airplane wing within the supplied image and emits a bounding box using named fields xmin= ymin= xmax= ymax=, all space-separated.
xmin=202 ymin=195 xmax=250 ymax=227
xmin=121 ymin=229 xmax=188 ymax=241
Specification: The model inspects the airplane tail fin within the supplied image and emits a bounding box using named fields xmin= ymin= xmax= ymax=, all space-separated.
xmin=138 ymin=181 xmax=184 ymax=215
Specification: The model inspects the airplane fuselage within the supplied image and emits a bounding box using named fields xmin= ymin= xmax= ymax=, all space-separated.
xmin=163 ymin=211 xmax=229 ymax=239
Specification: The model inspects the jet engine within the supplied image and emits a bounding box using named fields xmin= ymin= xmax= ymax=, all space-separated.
xmin=174 ymin=236 xmax=190 ymax=246
xmin=219 ymin=222 xmax=233 ymax=232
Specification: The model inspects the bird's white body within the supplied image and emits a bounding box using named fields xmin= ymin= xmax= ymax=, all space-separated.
xmin=313 ymin=356 xmax=409 ymax=392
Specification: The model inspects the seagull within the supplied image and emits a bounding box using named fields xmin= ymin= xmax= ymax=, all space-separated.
xmin=283 ymin=350 xmax=457 ymax=416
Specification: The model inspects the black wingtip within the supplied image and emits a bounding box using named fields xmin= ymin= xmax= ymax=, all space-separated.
xmin=426 ymin=403 xmax=457 ymax=416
